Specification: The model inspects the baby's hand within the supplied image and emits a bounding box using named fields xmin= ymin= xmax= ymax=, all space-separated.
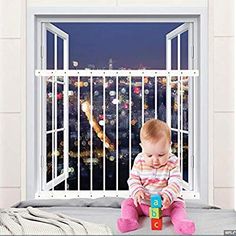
xmin=161 ymin=193 xmax=171 ymax=210
xmin=134 ymin=190 xmax=145 ymax=207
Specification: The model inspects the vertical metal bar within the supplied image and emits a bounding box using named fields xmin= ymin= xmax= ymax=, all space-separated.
xmin=103 ymin=76 xmax=106 ymax=195
xmin=54 ymin=81 xmax=57 ymax=182
xmin=116 ymin=76 xmax=119 ymax=194
xmin=193 ymin=21 xmax=198 ymax=193
xmin=41 ymin=24 xmax=47 ymax=192
xmin=188 ymin=23 xmax=193 ymax=70
xmin=54 ymin=35 xmax=57 ymax=70
xmin=63 ymin=34 xmax=68 ymax=70
xmin=54 ymin=77 xmax=58 ymax=181
xmin=177 ymin=34 xmax=183 ymax=179
xmin=64 ymin=74 xmax=69 ymax=194
xmin=142 ymin=75 xmax=144 ymax=125
xmin=177 ymin=80 xmax=181 ymax=178
xmin=166 ymin=38 xmax=172 ymax=127
xmin=180 ymin=76 xmax=184 ymax=185
xmin=77 ymin=76 xmax=80 ymax=193
xmin=178 ymin=34 xmax=180 ymax=70
xmin=166 ymin=75 xmax=171 ymax=129
xmin=38 ymin=76 xmax=42 ymax=193
xmin=90 ymin=76 xmax=93 ymax=195
xmin=129 ymin=75 xmax=132 ymax=174
xmin=155 ymin=76 xmax=157 ymax=119
xmin=52 ymin=77 xmax=55 ymax=193
xmin=189 ymin=75 xmax=194 ymax=190
xmin=42 ymin=77 xmax=47 ymax=191
xmin=188 ymin=23 xmax=194 ymax=190
xmin=166 ymin=36 xmax=171 ymax=70
xmin=63 ymin=32 xmax=69 ymax=195
xmin=54 ymin=36 xmax=58 ymax=191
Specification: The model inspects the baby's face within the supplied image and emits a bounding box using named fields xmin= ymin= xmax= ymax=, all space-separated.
xmin=140 ymin=137 xmax=171 ymax=168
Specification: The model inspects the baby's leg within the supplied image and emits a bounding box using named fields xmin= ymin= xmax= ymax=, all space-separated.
xmin=117 ymin=198 xmax=141 ymax=233
xmin=169 ymin=201 xmax=195 ymax=235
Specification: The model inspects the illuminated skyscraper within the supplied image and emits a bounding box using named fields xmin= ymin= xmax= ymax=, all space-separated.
xmin=108 ymin=58 xmax=113 ymax=70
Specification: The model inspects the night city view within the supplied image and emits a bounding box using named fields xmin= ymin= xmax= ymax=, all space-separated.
xmin=45 ymin=23 xmax=190 ymax=191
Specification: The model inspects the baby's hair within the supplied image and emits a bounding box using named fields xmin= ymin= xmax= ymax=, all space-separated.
xmin=140 ymin=118 xmax=171 ymax=143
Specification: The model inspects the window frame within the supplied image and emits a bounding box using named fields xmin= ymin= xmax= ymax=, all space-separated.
xmin=166 ymin=23 xmax=194 ymax=191
xmin=26 ymin=6 xmax=208 ymax=205
xmin=41 ymin=23 xmax=69 ymax=191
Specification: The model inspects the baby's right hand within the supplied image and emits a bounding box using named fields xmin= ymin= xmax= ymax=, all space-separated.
xmin=134 ymin=190 xmax=145 ymax=207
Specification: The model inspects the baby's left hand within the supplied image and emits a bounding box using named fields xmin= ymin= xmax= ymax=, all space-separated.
xmin=161 ymin=193 xmax=171 ymax=210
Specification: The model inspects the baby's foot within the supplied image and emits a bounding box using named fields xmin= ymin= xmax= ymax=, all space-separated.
xmin=117 ymin=218 xmax=139 ymax=233
xmin=174 ymin=219 xmax=196 ymax=235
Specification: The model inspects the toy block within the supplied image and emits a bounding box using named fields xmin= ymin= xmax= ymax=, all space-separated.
xmin=149 ymin=207 xmax=162 ymax=219
xmin=151 ymin=218 xmax=162 ymax=230
xmin=150 ymin=194 xmax=162 ymax=208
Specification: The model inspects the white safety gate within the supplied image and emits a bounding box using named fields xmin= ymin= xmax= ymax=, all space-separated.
xmin=35 ymin=69 xmax=199 ymax=199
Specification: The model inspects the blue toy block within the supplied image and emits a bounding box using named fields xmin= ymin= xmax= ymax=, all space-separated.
xmin=150 ymin=194 xmax=162 ymax=208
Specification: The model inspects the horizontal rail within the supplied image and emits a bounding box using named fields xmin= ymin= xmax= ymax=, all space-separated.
xmin=35 ymin=190 xmax=200 ymax=199
xmin=35 ymin=69 xmax=199 ymax=77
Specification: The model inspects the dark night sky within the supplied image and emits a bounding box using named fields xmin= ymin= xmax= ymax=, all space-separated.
xmin=47 ymin=22 xmax=187 ymax=70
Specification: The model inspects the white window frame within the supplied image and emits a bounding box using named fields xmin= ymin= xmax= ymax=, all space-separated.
xmin=40 ymin=23 xmax=69 ymax=191
xmin=27 ymin=6 xmax=208 ymax=205
xmin=166 ymin=23 xmax=194 ymax=191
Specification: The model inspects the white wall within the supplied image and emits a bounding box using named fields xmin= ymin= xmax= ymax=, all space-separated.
xmin=0 ymin=0 xmax=234 ymax=209
xmin=208 ymin=0 xmax=234 ymax=209
xmin=0 ymin=0 xmax=26 ymax=207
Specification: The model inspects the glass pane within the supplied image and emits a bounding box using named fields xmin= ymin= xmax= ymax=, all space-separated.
xmin=46 ymin=133 xmax=53 ymax=183
xmin=46 ymin=79 xmax=53 ymax=131
xmin=56 ymin=131 xmax=64 ymax=178
xmin=57 ymin=36 xmax=64 ymax=69
xmin=53 ymin=22 xmax=182 ymax=70
xmin=171 ymin=37 xmax=178 ymax=70
xmin=171 ymin=131 xmax=178 ymax=157
xmin=183 ymin=133 xmax=189 ymax=182
xmin=181 ymin=78 xmax=189 ymax=131
xmin=46 ymin=31 xmax=54 ymax=69
xmin=180 ymin=31 xmax=188 ymax=70
xmin=171 ymin=80 xmax=178 ymax=129
xmin=57 ymin=82 xmax=64 ymax=129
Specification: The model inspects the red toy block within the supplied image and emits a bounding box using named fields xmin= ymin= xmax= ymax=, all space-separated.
xmin=151 ymin=218 xmax=162 ymax=230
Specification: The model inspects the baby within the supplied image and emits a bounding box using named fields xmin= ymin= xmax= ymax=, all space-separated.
xmin=117 ymin=118 xmax=195 ymax=235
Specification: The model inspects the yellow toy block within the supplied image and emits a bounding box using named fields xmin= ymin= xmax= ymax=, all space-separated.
xmin=149 ymin=207 xmax=162 ymax=219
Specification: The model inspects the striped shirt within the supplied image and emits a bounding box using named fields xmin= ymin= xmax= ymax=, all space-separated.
xmin=127 ymin=152 xmax=184 ymax=205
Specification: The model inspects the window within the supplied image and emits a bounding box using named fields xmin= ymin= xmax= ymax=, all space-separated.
xmin=31 ymin=14 xmax=203 ymax=200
